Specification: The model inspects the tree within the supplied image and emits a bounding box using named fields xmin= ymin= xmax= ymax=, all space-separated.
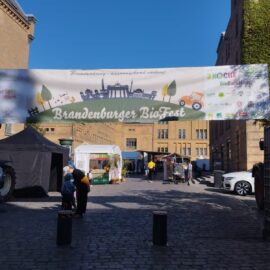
xmin=36 ymin=93 xmax=46 ymax=110
xmin=167 ymin=80 xmax=176 ymax=103
xmin=41 ymin=85 xmax=52 ymax=109
xmin=161 ymin=84 xmax=168 ymax=101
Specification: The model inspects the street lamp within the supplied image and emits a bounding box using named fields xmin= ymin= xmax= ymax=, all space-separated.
xmin=59 ymin=138 xmax=74 ymax=157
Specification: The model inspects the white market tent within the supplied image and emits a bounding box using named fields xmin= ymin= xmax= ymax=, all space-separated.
xmin=74 ymin=144 xmax=122 ymax=180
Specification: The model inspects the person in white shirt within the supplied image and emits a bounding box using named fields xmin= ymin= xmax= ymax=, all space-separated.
xmin=187 ymin=161 xmax=195 ymax=186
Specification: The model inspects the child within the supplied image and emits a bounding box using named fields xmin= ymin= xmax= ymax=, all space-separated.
xmin=61 ymin=170 xmax=76 ymax=210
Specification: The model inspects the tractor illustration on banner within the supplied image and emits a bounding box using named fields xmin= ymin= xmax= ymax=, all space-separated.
xmin=179 ymin=92 xmax=204 ymax=111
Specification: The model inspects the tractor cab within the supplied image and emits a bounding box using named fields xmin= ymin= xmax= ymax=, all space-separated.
xmin=179 ymin=91 xmax=204 ymax=111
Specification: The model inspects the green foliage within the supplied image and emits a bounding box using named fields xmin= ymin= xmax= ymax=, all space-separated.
xmin=121 ymin=167 xmax=127 ymax=177
xmin=167 ymin=80 xmax=176 ymax=102
xmin=41 ymin=85 xmax=52 ymax=108
xmin=242 ymin=0 xmax=270 ymax=78
xmin=243 ymin=0 xmax=270 ymax=125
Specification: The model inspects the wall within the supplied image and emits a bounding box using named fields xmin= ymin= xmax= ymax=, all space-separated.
xmin=0 ymin=0 xmax=35 ymax=68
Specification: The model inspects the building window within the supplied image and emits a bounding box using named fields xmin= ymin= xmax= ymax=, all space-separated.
xmin=128 ymin=128 xmax=135 ymax=131
xmin=165 ymin=147 xmax=168 ymax=153
xmin=158 ymin=129 xmax=168 ymax=139
xmin=159 ymin=121 xmax=168 ymax=125
xmin=183 ymin=147 xmax=186 ymax=156
xmin=187 ymin=148 xmax=191 ymax=156
xmin=157 ymin=147 xmax=160 ymax=152
xmin=200 ymin=130 xmax=203 ymax=139
xmin=45 ymin=127 xmax=55 ymax=133
xmin=196 ymin=129 xmax=207 ymax=139
xmin=161 ymin=147 xmax=164 ymax=152
xmin=178 ymin=129 xmax=186 ymax=139
xmin=204 ymin=148 xmax=208 ymax=156
xmin=200 ymin=148 xmax=203 ymax=156
xmin=126 ymin=138 xmax=137 ymax=149
xmin=196 ymin=148 xmax=199 ymax=156
xmin=204 ymin=129 xmax=207 ymax=139
xmin=4 ymin=124 xmax=12 ymax=136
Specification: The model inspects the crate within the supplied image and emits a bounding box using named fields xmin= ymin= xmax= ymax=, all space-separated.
xmin=92 ymin=173 xmax=109 ymax=185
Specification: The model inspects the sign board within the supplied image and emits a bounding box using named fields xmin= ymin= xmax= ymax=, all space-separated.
xmin=0 ymin=64 xmax=269 ymax=123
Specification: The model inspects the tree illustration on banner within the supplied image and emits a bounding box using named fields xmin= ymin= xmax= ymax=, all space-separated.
xmin=161 ymin=84 xmax=168 ymax=101
xmin=41 ymin=85 xmax=52 ymax=109
xmin=168 ymin=80 xmax=176 ymax=103
xmin=36 ymin=92 xmax=45 ymax=110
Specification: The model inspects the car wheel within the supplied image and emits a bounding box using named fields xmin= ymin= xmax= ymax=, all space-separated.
xmin=234 ymin=181 xmax=251 ymax=196
xmin=192 ymin=102 xmax=202 ymax=110
xmin=0 ymin=165 xmax=16 ymax=202
xmin=179 ymin=100 xmax=185 ymax=106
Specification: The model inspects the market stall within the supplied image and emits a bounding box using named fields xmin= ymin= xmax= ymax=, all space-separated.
xmin=74 ymin=144 xmax=122 ymax=185
xmin=162 ymin=153 xmax=188 ymax=183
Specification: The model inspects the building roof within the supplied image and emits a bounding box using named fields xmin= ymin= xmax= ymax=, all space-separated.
xmin=5 ymin=0 xmax=35 ymax=22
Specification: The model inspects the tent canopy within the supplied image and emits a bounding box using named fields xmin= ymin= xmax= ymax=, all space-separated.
xmin=0 ymin=126 xmax=68 ymax=154
xmin=75 ymin=144 xmax=121 ymax=156
xmin=122 ymin=151 xmax=141 ymax=160
xmin=0 ymin=126 xmax=69 ymax=193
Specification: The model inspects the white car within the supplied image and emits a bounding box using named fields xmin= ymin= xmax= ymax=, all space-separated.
xmin=222 ymin=171 xmax=254 ymax=196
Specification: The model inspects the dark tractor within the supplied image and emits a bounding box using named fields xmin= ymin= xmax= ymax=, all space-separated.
xmin=0 ymin=161 xmax=16 ymax=202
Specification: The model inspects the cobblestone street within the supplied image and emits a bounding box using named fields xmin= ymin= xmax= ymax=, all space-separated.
xmin=0 ymin=174 xmax=269 ymax=270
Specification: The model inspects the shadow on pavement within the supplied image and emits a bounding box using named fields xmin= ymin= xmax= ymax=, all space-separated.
xmin=0 ymin=181 xmax=268 ymax=269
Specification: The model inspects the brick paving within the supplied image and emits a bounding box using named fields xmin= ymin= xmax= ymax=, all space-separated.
xmin=0 ymin=173 xmax=269 ymax=269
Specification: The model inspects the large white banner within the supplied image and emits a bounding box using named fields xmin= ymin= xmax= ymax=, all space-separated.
xmin=0 ymin=64 xmax=269 ymax=123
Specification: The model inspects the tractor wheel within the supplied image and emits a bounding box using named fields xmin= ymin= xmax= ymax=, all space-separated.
xmin=192 ymin=102 xmax=202 ymax=111
xmin=0 ymin=165 xmax=16 ymax=202
xmin=179 ymin=100 xmax=185 ymax=106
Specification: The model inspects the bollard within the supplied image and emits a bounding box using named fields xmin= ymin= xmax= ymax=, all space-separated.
xmin=57 ymin=210 xmax=73 ymax=246
xmin=152 ymin=211 xmax=167 ymax=246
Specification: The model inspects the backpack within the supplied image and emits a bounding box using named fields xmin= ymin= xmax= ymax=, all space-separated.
xmin=81 ymin=175 xmax=91 ymax=192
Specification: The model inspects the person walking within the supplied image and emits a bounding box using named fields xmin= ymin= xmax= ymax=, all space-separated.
xmin=147 ymin=159 xmax=156 ymax=180
xmin=187 ymin=160 xmax=195 ymax=186
xmin=66 ymin=163 xmax=90 ymax=218
xmin=183 ymin=162 xmax=189 ymax=184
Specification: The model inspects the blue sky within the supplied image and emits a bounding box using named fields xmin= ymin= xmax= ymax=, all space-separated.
xmin=20 ymin=0 xmax=230 ymax=69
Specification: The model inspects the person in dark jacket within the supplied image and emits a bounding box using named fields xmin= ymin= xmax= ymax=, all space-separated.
xmin=66 ymin=164 xmax=89 ymax=218
xmin=61 ymin=172 xmax=76 ymax=210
